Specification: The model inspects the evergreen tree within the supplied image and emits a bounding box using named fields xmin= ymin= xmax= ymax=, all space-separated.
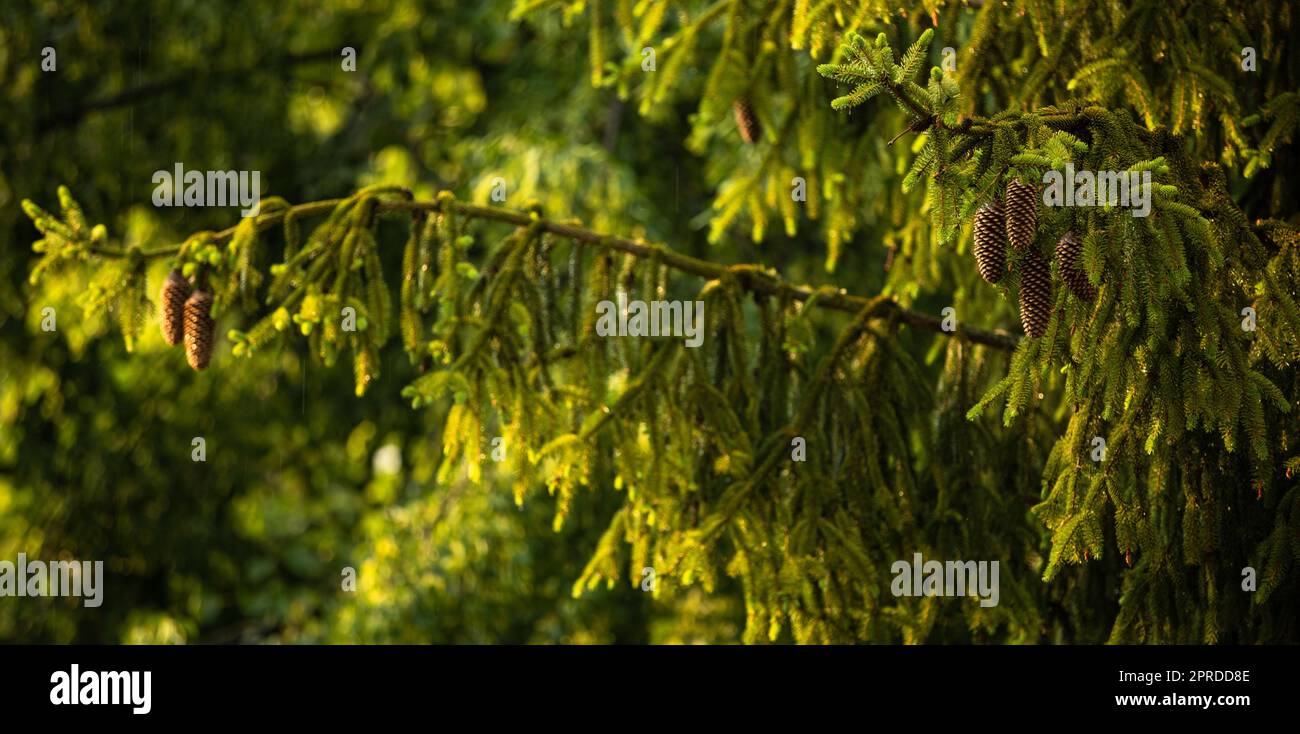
xmin=11 ymin=0 xmax=1300 ymax=643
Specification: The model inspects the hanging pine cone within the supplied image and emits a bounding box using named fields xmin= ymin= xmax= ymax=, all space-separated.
xmin=734 ymin=97 xmax=761 ymax=145
xmin=1054 ymin=230 xmax=1097 ymax=301
xmin=973 ymin=199 xmax=1008 ymax=284
xmin=183 ymin=289 xmax=216 ymax=371
xmin=1018 ymin=248 xmax=1053 ymax=338
xmin=1005 ymin=178 xmax=1038 ymax=251
xmin=159 ymin=269 xmax=191 ymax=346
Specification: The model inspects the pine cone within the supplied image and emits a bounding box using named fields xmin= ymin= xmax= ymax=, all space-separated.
xmin=183 ymin=289 xmax=216 ymax=371
xmin=1054 ymin=230 xmax=1097 ymax=301
xmin=734 ymin=98 xmax=761 ymax=145
xmin=159 ymin=269 xmax=191 ymax=346
xmin=973 ymin=199 xmax=1008 ymax=284
xmin=1005 ymin=178 xmax=1039 ymax=251
xmin=1018 ymin=248 xmax=1053 ymax=338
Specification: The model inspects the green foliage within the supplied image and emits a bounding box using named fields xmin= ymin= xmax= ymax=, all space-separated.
xmin=6 ymin=0 xmax=1300 ymax=645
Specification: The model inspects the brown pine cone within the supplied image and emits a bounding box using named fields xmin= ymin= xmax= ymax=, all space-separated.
xmin=734 ymin=98 xmax=762 ymax=145
xmin=159 ymin=269 xmax=192 ymax=346
xmin=183 ymin=289 xmax=215 ymax=371
xmin=1005 ymin=178 xmax=1039 ymax=251
xmin=1018 ymin=248 xmax=1053 ymax=338
xmin=1054 ymin=230 xmax=1097 ymax=301
xmin=973 ymin=199 xmax=1008 ymax=284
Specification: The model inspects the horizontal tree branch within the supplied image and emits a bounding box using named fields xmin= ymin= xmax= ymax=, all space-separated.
xmin=123 ymin=193 xmax=1023 ymax=350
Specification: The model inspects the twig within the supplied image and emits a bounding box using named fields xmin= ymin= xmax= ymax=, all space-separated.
xmin=887 ymin=115 xmax=935 ymax=145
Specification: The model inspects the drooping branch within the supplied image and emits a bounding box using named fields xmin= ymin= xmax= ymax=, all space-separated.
xmin=106 ymin=193 xmax=1020 ymax=350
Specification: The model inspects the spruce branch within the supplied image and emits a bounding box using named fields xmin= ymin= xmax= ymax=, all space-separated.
xmin=26 ymin=188 xmax=1019 ymax=349
xmin=818 ymin=29 xmax=936 ymax=127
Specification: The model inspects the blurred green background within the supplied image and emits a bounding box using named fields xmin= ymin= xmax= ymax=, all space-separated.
xmin=0 ymin=0 xmax=751 ymax=643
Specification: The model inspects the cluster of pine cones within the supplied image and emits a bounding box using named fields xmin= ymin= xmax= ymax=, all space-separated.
xmin=972 ymin=179 xmax=1096 ymax=338
xmin=160 ymin=269 xmax=215 ymax=370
